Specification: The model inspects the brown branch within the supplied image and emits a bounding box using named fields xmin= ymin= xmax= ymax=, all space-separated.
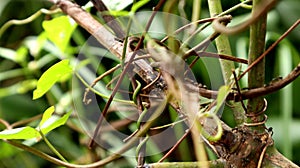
xmin=52 ymin=0 xmax=159 ymax=84
xmin=50 ymin=0 xmax=297 ymax=103
xmin=158 ymin=129 xmax=191 ymax=163
xmin=51 ymin=0 xmax=119 ymax=52
xmin=195 ymin=63 xmax=300 ymax=100
xmin=232 ymin=69 xmax=247 ymax=111
xmin=183 ymin=15 xmax=232 ymax=59
xmin=240 ymin=63 xmax=300 ymax=99
xmin=14 ymin=1 xmax=298 ymax=168
xmin=0 ymin=118 xmax=12 ymax=130
xmin=90 ymin=0 xmax=125 ymax=39
xmin=197 ymin=51 xmax=248 ymax=64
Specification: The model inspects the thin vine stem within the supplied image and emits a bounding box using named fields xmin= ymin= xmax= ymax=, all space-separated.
xmin=158 ymin=129 xmax=191 ymax=162
xmin=0 ymin=8 xmax=61 ymax=37
xmin=238 ymin=19 xmax=300 ymax=80
xmin=38 ymin=130 xmax=68 ymax=162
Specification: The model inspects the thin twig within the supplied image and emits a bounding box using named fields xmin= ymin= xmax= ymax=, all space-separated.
xmin=232 ymin=69 xmax=247 ymax=112
xmin=193 ymin=51 xmax=248 ymax=64
xmin=0 ymin=118 xmax=12 ymax=130
xmin=257 ymin=133 xmax=273 ymax=168
xmin=83 ymin=64 xmax=121 ymax=104
xmin=150 ymin=118 xmax=187 ymax=130
xmin=238 ymin=19 xmax=300 ymax=80
xmin=0 ymin=8 xmax=61 ymax=37
xmin=160 ymin=17 xmax=217 ymax=42
xmin=212 ymin=0 xmax=277 ymax=35
xmin=142 ymin=71 xmax=162 ymax=91
xmin=194 ymin=63 xmax=300 ymax=100
xmin=10 ymin=114 xmax=42 ymax=128
xmin=180 ymin=0 xmax=252 ymax=47
xmin=158 ymin=129 xmax=191 ymax=162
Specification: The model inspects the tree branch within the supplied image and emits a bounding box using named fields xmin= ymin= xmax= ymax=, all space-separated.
xmin=42 ymin=1 xmax=300 ymax=167
xmin=50 ymin=0 xmax=300 ymax=103
xmin=90 ymin=0 xmax=125 ymax=39
xmin=195 ymin=63 xmax=300 ymax=100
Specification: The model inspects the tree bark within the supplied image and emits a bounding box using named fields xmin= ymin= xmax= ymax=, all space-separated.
xmin=45 ymin=0 xmax=299 ymax=167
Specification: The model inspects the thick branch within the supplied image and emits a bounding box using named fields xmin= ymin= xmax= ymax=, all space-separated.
xmin=246 ymin=0 xmax=268 ymax=130
xmin=51 ymin=0 xmax=121 ymax=59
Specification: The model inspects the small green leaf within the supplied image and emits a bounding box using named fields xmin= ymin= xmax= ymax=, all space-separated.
xmin=216 ymin=85 xmax=231 ymax=111
xmin=15 ymin=46 xmax=28 ymax=65
xmin=39 ymin=106 xmax=55 ymax=127
xmin=33 ymin=59 xmax=72 ymax=100
xmin=42 ymin=16 xmax=77 ymax=52
xmin=0 ymin=127 xmax=39 ymax=140
xmin=40 ymin=111 xmax=72 ymax=134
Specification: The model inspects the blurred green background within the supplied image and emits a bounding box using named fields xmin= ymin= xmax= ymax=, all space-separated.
xmin=0 ymin=0 xmax=299 ymax=167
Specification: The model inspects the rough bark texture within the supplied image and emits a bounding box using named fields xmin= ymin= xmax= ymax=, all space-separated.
xmin=246 ymin=0 xmax=267 ymax=133
xmin=38 ymin=1 xmax=299 ymax=167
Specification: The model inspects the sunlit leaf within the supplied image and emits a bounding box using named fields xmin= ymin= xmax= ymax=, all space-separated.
xmin=33 ymin=59 xmax=72 ymax=100
xmin=15 ymin=46 xmax=28 ymax=64
xmin=39 ymin=106 xmax=55 ymax=127
xmin=42 ymin=16 xmax=77 ymax=52
xmin=38 ymin=105 xmax=71 ymax=135
xmin=40 ymin=111 xmax=72 ymax=134
xmin=216 ymin=85 xmax=231 ymax=111
xmin=0 ymin=127 xmax=39 ymax=140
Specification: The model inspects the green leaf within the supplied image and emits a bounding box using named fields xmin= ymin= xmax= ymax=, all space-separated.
xmin=216 ymin=85 xmax=231 ymax=112
xmin=33 ymin=59 xmax=72 ymax=100
xmin=39 ymin=106 xmax=55 ymax=127
xmin=42 ymin=16 xmax=77 ymax=52
xmin=0 ymin=127 xmax=39 ymax=140
xmin=38 ymin=106 xmax=71 ymax=135
xmin=15 ymin=46 xmax=28 ymax=65
xmin=40 ymin=111 xmax=72 ymax=134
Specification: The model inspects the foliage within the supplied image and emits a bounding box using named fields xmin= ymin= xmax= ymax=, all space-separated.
xmin=0 ymin=0 xmax=299 ymax=167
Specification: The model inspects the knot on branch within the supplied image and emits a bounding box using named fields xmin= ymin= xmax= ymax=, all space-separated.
xmin=212 ymin=126 xmax=273 ymax=168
